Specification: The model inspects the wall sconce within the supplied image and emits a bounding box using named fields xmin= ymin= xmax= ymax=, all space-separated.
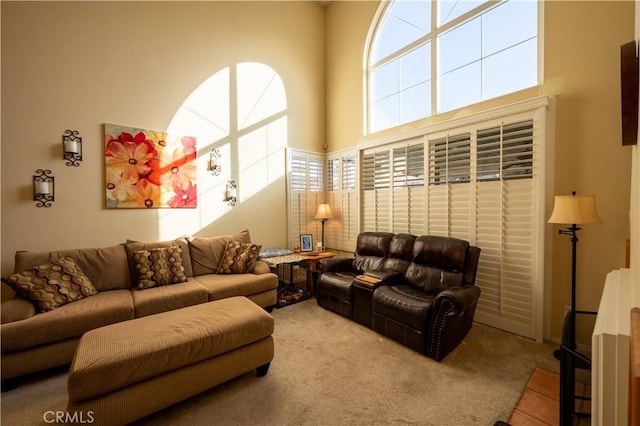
xmin=63 ymin=129 xmax=82 ymax=167
xmin=33 ymin=169 xmax=55 ymax=207
xmin=207 ymin=148 xmax=221 ymax=176
xmin=224 ymin=179 xmax=237 ymax=206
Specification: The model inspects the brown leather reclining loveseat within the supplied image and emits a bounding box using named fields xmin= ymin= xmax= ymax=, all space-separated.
xmin=316 ymin=232 xmax=481 ymax=361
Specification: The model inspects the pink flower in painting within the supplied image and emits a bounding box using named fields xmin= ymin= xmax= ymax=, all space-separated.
xmin=181 ymin=136 xmax=197 ymax=157
xmin=168 ymin=182 xmax=197 ymax=208
xmin=147 ymin=146 xmax=196 ymax=191
xmin=120 ymin=178 xmax=162 ymax=208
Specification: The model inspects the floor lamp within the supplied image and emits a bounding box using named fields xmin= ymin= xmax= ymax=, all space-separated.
xmin=315 ymin=203 xmax=332 ymax=251
xmin=547 ymin=191 xmax=602 ymax=425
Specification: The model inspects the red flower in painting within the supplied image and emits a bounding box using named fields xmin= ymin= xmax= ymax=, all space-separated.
xmin=168 ymin=181 xmax=197 ymax=208
xmin=118 ymin=132 xmax=158 ymax=158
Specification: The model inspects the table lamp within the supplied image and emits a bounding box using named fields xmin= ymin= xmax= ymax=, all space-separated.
xmin=315 ymin=203 xmax=332 ymax=251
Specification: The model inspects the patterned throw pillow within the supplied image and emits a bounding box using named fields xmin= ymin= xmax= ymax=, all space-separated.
xmin=216 ymin=240 xmax=261 ymax=274
xmin=132 ymin=245 xmax=188 ymax=289
xmin=2 ymin=257 xmax=98 ymax=312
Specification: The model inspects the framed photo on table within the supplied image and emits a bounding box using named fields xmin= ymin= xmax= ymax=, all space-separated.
xmin=300 ymin=234 xmax=313 ymax=252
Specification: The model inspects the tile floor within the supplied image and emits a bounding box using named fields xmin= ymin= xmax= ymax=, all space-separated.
xmin=508 ymin=367 xmax=591 ymax=426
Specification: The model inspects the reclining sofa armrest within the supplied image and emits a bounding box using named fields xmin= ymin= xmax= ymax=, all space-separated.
xmin=433 ymin=285 xmax=481 ymax=314
xmin=317 ymin=258 xmax=354 ymax=274
xmin=1 ymin=297 xmax=36 ymax=324
xmin=427 ymin=285 xmax=481 ymax=361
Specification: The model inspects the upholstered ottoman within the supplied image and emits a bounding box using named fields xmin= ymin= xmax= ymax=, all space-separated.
xmin=66 ymin=296 xmax=274 ymax=425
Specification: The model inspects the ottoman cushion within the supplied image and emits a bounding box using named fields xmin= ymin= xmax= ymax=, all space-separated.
xmin=68 ymin=296 xmax=273 ymax=402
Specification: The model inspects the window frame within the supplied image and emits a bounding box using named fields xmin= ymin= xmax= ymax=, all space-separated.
xmin=365 ymin=0 xmax=542 ymax=135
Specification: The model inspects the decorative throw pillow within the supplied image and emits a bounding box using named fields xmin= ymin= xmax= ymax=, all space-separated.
xmin=1 ymin=257 xmax=98 ymax=312
xmin=132 ymin=245 xmax=188 ymax=289
xmin=124 ymin=237 xmax=193 ymax=285
xmin=216 ymin=240 xmax=261 ymax=274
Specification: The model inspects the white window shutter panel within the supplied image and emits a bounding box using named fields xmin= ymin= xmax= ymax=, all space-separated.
xmin=324 ymin=151 xmax=358 ymax=252
xmin=473 ymin=119 xmax=537 ymax=339
xmin=287 ymin=150 xmax=325 ymax=249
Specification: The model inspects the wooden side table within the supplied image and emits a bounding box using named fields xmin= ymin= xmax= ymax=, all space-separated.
xmin=298 ymin=251 xmax=335 ymax=296
xmin=261 ymin=252 xmax=335 ymax=299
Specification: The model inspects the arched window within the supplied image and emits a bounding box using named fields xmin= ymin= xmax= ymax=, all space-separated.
xmin=367 ymin=0 xmax=538 ymax=133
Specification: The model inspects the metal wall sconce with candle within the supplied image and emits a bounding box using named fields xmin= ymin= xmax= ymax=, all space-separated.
xmin=224 ymin=179 xmax=237 ymax=206
xmin=207 ymin=148 xmax=221 ymax=176
xmin=63 ymin=129 xmax=82 ymax=167
xmin=33 ymin=169 xmax=55 ymax=207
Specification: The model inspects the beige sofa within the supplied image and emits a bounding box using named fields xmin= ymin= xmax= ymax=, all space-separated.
xmin=0 ymin=230 xmax=278 ymax=384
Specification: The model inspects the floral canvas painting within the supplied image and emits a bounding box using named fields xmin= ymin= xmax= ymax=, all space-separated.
xmin=104 ymin=123 xmax=197 ymax=208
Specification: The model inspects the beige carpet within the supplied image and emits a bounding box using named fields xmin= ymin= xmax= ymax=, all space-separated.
xmin=1 ymin=299 xmax=559 ymax=426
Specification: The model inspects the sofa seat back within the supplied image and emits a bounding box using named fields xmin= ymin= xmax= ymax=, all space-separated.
xmin=14 ymin=244 xmax=131 ymax=292
xmin=405 ymin=236 xmax=469 ymax=294
xmin=382 ymin=233 xmax=416 ymax=275
xmin=353 ymin=232 xmax=394 ymax=272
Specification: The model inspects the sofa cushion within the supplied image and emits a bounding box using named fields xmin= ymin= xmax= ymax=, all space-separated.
xmin=14 ymin=244 xmax=130 ymax=292
xmin=1 ymin=289 xmax=134 ymax=352
xmin=317 ymin=272 xmax=355 ymax=300
xmin=125 ymin=237 xmax=193 ymax=283
xmin=216 ymin=241 xmax=261 ymax=274
xmin=132 ymin=246 xmax=188 ymax=289
xmin=131 ymin=279 xmax=209 ymax=318
xmin=372 ymin=284 xmax=434 ymax=331
xmin=2 ymin=257 xmax=98 ymax=312
xmin=188 ymin=229 xmax=251 ymax=276
xmin=193 ymin=272 xmax=277 ymax=301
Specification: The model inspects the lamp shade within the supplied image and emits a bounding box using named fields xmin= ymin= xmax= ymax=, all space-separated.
xmin=548 ymin=194 xmax=602 ymax=225
xmin=315 ymin=203 xmax=332 ymax=220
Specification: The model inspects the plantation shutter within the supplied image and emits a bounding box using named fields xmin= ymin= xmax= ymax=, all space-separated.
xmin=287 ymin=149 xmax=324 ymax=249
xmin=362 ymin=150 xmax=391 ymax=231
xmin=426 ymin=133 xmax=472 ymax=240
xmin=289 ymin=153 xmax=307 ymax=249
xmin=341 ymin=154 xmax=358 ymax=249
xmin=325 ymin=152 xmax=358 ymax=251
xmin=425 ymin=116 xmax=539 ymax=340
xmin=474 ymin=120 xmax=536 ymax=338
xmin=392 ymin=143 xmax=425 ymax=235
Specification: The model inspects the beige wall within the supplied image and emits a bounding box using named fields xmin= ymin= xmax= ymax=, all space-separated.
xmin=1 ymin=1 xmax=325 ymax=294
xmin=325 ymin=1 xmax=634 ymax=345
xmin=544 ymin=1 xmax=634 ymax=345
